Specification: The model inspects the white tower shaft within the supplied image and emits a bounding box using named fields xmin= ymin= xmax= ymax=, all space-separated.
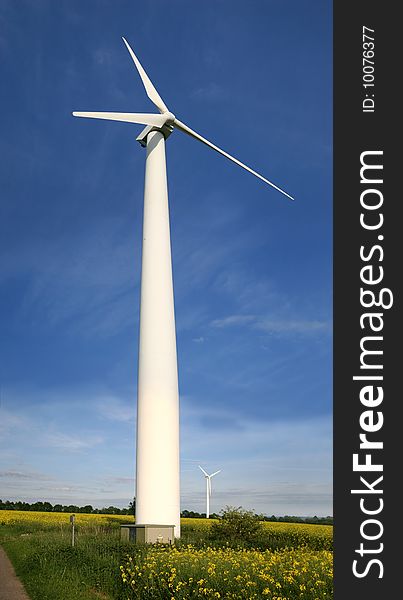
xmin=206 ymin=477 xmax=210 ymax=519
xmin=73 ymin=36 xmax=293 ymax=544
xmin=135 ymin=130 xmax=180 ymax=537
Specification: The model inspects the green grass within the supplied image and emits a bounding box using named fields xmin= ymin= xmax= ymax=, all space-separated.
xmin=1 ymin=524 xmax=129 ymax=600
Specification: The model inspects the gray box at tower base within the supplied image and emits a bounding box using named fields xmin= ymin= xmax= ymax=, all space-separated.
xmin=120 ymin=524 xmax=175 ymax=544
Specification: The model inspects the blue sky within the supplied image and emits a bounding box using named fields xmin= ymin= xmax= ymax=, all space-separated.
xmin=0 ymin=0 xmax=332 ymax=516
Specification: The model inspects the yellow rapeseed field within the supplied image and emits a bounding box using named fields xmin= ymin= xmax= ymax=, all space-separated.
xmin=0 ymin=509 xmax=131 ymax=527
xmin=1 ymin=511 xmax=331 ymax=536
xmin=120 ymin=544 xmax=333 ymax=599
xmin=181 ymin=517 xmax=333 ymax=550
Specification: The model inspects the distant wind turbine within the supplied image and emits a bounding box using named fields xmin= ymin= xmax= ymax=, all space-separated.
xmin=73 ymin=37 xmax=294 ymax=538
xmin=199 ymin=466 xmax=221 ymax=519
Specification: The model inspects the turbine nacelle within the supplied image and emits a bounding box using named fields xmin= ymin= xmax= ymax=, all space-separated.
xmin=165 ymin=112 xmax=176 ymax=124
xmin=136 ymin=111 xmax=176 ymax=147
xmin=73 ymin=37 xmax=295 ymax=201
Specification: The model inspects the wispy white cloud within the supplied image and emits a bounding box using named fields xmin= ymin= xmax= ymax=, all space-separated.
xmin=97 ymin=396 xmax=135 ymax=423
xmin=190 ymin=82 xmax=225 ymax=102
xmin=43 ymin=432 xmax=104 ymax=452
xmin=210 ymin=313 xmax=331 ymax=337
xmin=93 ymin=48 xmax=114 ymax=66
xmin=0 ymin=469 xmax=52 ymax=481
xmin=255 ymin=318 xmax=331 ymax=335
xmin=211 ymin=315 xmax=255 ymax=328
xmin=0 ymin=407 xmax=30 ymax=434
xmin=106 ymin=476 xmax=134 ymax=485
xmin=0 ymin=387 xmax=137 ymax=463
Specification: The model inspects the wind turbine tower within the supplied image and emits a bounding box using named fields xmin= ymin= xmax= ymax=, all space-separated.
xmin=73 ymin=38 xmax=293 ymax=539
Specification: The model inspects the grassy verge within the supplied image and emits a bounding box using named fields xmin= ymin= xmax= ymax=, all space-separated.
xmin=1 ymin=525 xmax=128 ymax=600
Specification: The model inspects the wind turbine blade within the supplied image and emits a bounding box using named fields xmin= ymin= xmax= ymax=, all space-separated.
xmin=122 ymin=37 xmax=169 ymax=114
xmin=198 ymin=465 xmax=209 ymax=477
xmin=174 ymin=120 xmax=294 ymax=200
xmin=210 ymin=470 xmax=221 ymax=478
xmin=72 ymin=112 xmax=168 ymax=128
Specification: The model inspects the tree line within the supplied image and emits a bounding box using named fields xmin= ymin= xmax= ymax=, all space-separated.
xmin=181 ymin=509 xmax=333 ymax=525
xmin=0 ymin=499 xmax=132 ymax=515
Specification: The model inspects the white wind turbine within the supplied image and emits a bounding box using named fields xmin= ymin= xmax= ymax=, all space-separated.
xmin=199 ymin=466 xmax=221 ymax=519
xmin=73 ymin=37 xmax=294 ymax=538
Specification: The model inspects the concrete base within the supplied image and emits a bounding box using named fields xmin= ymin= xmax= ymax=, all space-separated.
xmin=120 ymin=524 xmax=175 ymax=544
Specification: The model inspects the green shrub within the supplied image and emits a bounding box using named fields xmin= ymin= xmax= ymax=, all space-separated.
xmin=209 ymin=506 xmax=264 ymax=545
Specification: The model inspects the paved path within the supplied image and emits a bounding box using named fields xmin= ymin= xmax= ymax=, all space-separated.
xmin=0 ymin=547 xmax=30 ymax=600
